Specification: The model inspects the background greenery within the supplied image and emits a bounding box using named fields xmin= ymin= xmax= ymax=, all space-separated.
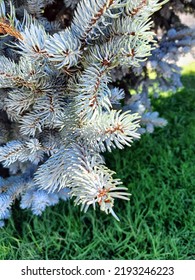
xmin=0 ymin=62 xmax=194 ymax=260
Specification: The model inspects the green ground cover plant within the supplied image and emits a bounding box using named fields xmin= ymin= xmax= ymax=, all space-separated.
xmin=0 ymin=62 xmax=194 ymax=260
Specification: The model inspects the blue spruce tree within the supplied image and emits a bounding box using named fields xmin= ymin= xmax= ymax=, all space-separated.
xmin=0 ymin=0 xmax=194 ymax=227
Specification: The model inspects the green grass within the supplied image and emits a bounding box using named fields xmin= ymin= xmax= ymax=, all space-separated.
xmin=0 ymin=63 xmax=195 ymax=260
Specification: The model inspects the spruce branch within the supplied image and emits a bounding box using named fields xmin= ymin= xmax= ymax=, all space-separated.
xmin=33 ymin=145 xmax=81 ymax=192
xmin=72 ymin=0 xmax=125 ymax=43
xmin=79 ymin=109 xmax=140 ymax=152
xmin=15 ymin=21 xmax=48 ymax=59
xmin=0 ymin=139 xmax=44 ymax=166
xmin=45 ymin=29 xmax=82 ymax=69
xmin=19 ymin=111 xmax=45 ymax=137
xmin=70 ymin=165 xmax=130 ymax=221
xmin=0 ymin=56 xmax=47 ymax=90
xmin=4 ymin=88 xmax=35 ymax=121
xmin=110 ymin=87 xmax=125 ymax=105
xmin=125 ymin=0 xmax=169 ymax=18
xmin=74 ymin=63 xmax=112 ymax=121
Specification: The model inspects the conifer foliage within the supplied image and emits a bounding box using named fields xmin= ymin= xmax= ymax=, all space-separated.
xmin=0 ymin=0 xmax=184 ymax=227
